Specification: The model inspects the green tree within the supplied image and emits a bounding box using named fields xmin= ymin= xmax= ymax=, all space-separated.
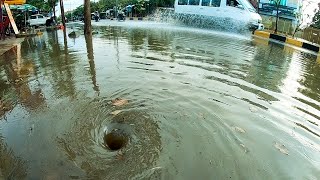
xmin=292 ymin=0 xmax=313 ymax=37
xmin=68 ymin=0 xmax=175 ymax=18
xmin=72 ymin=5 xmax=84 ymax=17
xmin=27 ymin=0 xmax=58 ymax=12
xmin=311 ymin=3 xmax=320 ymax=29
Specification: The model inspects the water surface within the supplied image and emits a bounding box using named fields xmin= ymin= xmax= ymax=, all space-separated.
xmin=0 ymin=22 xmax=320 ymax=179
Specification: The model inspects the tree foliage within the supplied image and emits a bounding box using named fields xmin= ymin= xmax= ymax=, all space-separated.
xmin=27 ymin=0 xmax=174 ymax=17
xmin=27 ymin=0 xmax=58 ymax=12
xmin=75 ymin=0 xmax=174 ymax=15
xmin=311 ymin=6 xmax=320 ymax=29
xmin=292 ymin=1 xmax=314 ymax=37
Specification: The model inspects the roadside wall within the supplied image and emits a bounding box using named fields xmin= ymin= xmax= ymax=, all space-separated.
xmin=301 ymin=27 xmax=320 ymax=45
xmin=261 ymin=15 xmax=295 ymax=35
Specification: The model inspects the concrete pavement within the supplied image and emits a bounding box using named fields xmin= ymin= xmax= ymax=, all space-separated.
xmin=0 ymin=37 xmax=25 ymax=56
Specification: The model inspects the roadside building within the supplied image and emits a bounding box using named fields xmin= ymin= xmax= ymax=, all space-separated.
xmin=258 ymin=0 xmax=302 ymax=34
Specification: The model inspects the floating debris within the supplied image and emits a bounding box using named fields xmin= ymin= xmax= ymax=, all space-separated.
xmin=29 ymin=124 xmax=35 ymax=136
xmin=68 ymin=31 xmax=80 ymax=38
xmin=240 ymin=143 xmax=249 ymax=153
xmin=111 ymin=110 xmax=122 ymax=116
xmin=116 ymin=150 xmax=125 ymax=160
xmin=112 ymin=98 xmax=128 ymax=107
xmin=14 ymin=78 xmax=23 ymax=83
xmin=234 ymin=126 xmax=246 ymax=133
xmin=249 ymin=106 xmax=258 ymax=113
xmin=274 ymin=142 xmax=289 ymax=155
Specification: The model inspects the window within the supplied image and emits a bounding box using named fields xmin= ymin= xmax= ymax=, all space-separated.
xmin=269 ymin=0 xmax=287 ymax=6
xmin=30 ymin=16 xmax=37 ymax=19
xmin=226 ymin=0 xmax=240 ymax=7
xmin=178 ymin=0 xmax=188 ymax=5
xmin=211 ymin=0 xmax=221 ymax=7
xmin=202 ymin=0 xmax=210 ymax=6
xmin=189 ymin=0 xmax=200 ymax=5
xmin=38 ymin=15 xmax=44 ymax=19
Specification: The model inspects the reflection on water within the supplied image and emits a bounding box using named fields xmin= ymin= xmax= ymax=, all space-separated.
xmin=0 ymin=137 xmax=27 ymax=179
xmin=0 ymin=23 xmax=319 ymax=179
xmin=85 ymin=33 xmax=99 ymax=93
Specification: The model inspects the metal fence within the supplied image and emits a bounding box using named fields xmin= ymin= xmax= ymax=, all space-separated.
xmin=262 ymin=15 xmax=295 ymax=35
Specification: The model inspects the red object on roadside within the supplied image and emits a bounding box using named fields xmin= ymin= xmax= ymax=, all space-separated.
xmin=0 ymin=16 xmax=10 ymax=38
xmin=57 ymin=24 xmax=64 ymax=30
xmin=0 ymin=16 xmax=10 ymax=29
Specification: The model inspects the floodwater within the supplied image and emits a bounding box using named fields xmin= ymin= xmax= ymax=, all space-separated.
xmin=0 ymin=21 xmax=320 ymax=179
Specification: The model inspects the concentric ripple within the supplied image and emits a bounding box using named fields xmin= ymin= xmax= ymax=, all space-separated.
xmin=56 ymin=99 xmax=161 ymax=179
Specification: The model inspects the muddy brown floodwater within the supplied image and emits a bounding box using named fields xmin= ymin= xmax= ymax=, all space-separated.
xmin=0 ymin=22 xmax=320 ymax=179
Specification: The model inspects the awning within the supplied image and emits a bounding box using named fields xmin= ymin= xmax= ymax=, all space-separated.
xmin=9 ymin=4 xmax=37 ymax=11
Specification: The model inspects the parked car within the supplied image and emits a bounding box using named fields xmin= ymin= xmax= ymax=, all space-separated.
xmin=100 ymin=12 xmax=107 ymax=19
xmin=28 ymin=14 xmax=48 ymax=27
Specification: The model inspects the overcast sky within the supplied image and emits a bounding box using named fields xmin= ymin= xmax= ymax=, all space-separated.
xmin=55 ymin=0 xmax=84 ymax=16
xmin=302 ymin=0 xmax=320 ymax=26
xmin=63 ymin=0 xmax=83 ymax=11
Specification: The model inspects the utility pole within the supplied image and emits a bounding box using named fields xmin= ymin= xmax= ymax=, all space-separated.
xmin=60 ymin=0 xmax=66 ymax=28
xmin=115 ymin=0 xmax=118 ymax=19
xmin=84 ymin=0 xmax=92 ymax=35
xmin=53 ymin=0 xmax=56 ymax=21
xmin=60 ymin=0 xmax=67 ymax=50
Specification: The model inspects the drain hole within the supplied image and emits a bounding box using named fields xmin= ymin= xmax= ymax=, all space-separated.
xmin=104 ymin=129 xmax=127 ymax=151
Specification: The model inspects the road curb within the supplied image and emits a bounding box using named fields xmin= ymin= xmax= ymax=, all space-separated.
xmin=254 ymin=30 xmax=320 ymax=53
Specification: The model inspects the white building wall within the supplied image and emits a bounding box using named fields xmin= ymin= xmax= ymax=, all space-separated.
xmin=287 ymin=0 xmax=300 ymax=8
xmin=259 ymin=0 xmax=301 ymax=8
xmin=259 ymin=0 xmax=269 ymax=3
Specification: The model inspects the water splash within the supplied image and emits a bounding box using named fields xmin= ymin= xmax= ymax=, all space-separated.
xmin=149 ymin=8 xmax=250 ymax=33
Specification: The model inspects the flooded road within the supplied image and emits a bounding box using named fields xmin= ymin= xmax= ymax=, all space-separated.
xmin=0 ymin=22 xmax=320 ymax=179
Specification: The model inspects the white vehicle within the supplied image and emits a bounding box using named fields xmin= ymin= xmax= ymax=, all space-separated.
xmin=28 ymin=14 xmax=48 ymax=27
xmin=174 ymin=0 xmax=264 ymax=30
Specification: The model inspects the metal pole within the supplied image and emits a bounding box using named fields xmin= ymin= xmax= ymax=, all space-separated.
xmin=116 ymin=0 xmax=118 ymax=19
xmin=24 ymin=11 xmax=26 ymax=28
xmin=0 ymin=0 xmax=3 ymax=40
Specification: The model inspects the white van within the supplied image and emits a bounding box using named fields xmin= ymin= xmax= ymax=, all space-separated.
xmin=28 ymin=14 xmax=48 ymax=27
xmin=175 ymin=0 xmax=264 ymax=30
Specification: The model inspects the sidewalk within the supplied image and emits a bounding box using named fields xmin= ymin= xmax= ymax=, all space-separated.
xmin=0 ymin=37 xmax=25 ymax=56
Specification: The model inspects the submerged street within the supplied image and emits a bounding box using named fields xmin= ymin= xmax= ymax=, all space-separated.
xmin=0 ymin=21 xmax=320 ymax=179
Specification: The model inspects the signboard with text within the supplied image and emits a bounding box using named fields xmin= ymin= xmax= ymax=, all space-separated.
xmin=4 ymin=0 xmax=26 ymax=5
